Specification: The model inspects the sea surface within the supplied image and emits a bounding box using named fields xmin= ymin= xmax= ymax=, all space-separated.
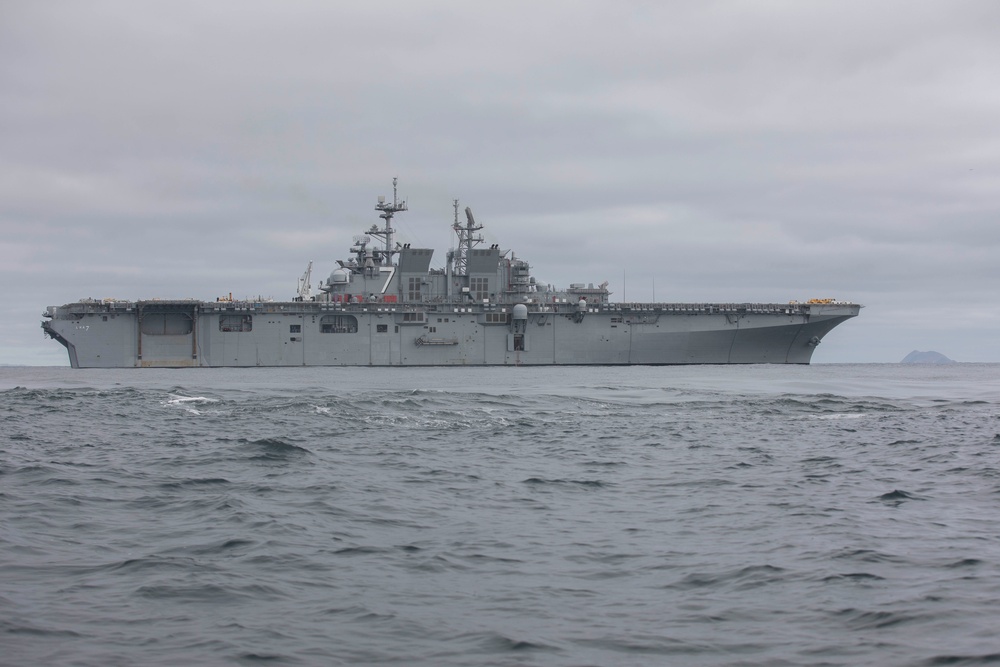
xmin=2 ymin=363 xmax=1000 ymax=666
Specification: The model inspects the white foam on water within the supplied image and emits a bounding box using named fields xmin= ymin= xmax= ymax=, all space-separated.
xmin=163 ymin=394 xmax=220 ymax=415
xmin=813 ymin=412 xmax=866 ymax=420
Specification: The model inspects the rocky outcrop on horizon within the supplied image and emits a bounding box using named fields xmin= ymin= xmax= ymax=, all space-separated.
xmin=900 ymin=350 xmax=956 ymax=364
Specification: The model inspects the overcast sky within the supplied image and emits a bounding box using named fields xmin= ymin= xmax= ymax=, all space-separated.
xmin=3 ymin=0 xmax=999 ymax=365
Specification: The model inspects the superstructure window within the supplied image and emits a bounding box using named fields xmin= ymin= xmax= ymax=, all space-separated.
xmin=289 ymin=324 xmax=301 ymax=333
xmin=470 ymin=277 xmax=489 ymax=301
xmin=376 ymin=324 xmax=388 ymax=333
xmin=484 ymin=312 xmax=508 ymax=324
xmin=407 ymin=277 xmax=421 ymax=301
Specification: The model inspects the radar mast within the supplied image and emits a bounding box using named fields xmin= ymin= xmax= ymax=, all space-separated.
xmin=452 ymin=200 xmax=484 ymax=276
xmin=370 ymin=177 xmax=407 ymax=264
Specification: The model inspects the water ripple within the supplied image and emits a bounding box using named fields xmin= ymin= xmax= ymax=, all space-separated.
xmin=2 ymin=364 xmax=1000 ymax=666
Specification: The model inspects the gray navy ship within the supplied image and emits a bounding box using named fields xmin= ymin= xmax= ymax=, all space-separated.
xmin=43 ymin=179 xmax=861 ymax=368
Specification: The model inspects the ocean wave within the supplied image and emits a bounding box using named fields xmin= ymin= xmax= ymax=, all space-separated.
xmin=4 ymin=364 xmax=1000 ymax=667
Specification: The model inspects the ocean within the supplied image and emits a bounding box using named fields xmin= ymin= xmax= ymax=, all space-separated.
xmin=2 ymin=363 xmax=999 ymax=666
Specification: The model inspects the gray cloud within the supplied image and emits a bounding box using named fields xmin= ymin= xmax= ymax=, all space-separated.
xmin=3 ymin=0 xmax=999 ymax=364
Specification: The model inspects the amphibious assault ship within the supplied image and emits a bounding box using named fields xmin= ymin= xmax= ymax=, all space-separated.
xmin=43 ymin=179 xmax=860 ymax=367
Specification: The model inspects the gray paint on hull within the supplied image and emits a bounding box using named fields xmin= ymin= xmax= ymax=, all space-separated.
xmin=42 ymin=301 xmax=860 ymax=368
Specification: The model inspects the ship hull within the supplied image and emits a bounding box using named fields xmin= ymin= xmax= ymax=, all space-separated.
xmin=42 ymin=300 xmax=859 ymax=368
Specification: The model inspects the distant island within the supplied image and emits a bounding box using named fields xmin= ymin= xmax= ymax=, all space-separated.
xmin=900 ymin=350 xmax=955 ymax=364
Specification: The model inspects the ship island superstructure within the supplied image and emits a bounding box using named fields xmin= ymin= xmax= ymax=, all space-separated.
xmin=43 ymin=179 xmax=860 ymax=368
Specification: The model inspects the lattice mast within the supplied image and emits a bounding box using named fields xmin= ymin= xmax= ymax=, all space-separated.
xmin=451 ymin=199 xmax=484 ymax=276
